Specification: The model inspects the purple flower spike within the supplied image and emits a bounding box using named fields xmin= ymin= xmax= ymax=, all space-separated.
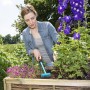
xmin=63 ymin=16 xmax=71 ymax=23
xmin=58 ymin=5 xmax=65 ymax=14
xmin=73 ymin=33 xmax=80 ymax=40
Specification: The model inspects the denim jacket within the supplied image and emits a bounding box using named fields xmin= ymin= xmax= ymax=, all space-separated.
xmin=22 ymin=21 xmax=59 ymax=61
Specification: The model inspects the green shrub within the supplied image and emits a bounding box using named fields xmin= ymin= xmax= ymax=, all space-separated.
xmin=0 ymin=43 xmax=34 ymax=90
xmin=53 ymin=27 xmax=90 ymax=79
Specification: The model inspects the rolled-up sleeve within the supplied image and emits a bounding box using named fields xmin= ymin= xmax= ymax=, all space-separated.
xmin=22 ymin=31 xmax=33 ymax=55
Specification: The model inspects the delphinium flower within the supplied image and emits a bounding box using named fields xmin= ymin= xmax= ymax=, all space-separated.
xmin=58 ymin=5 xmax=65 ymax=15
xmin=57 ymin=0 xmax=85 ymax=38
xmin=70 ymin=0 xmax=85 ymax=21
xmin=64 ymin=25 xmax=71 ymax=35
xmin=57 ymin=23 xmax=63 ymax=32
xmin=58 ymin=0 xmax=71 ymax=35
xmin=58 ymin=0 xmax=69 ymax=15
xmin=58 ymin=16 xmax=63 ymax=25
xmin=63 ymin=15 xmax=71 ymax=23
xmin=73 ymin=14 xmax=81 ymax=21
xmin=73 ymin=33 xmax=80 ymax=40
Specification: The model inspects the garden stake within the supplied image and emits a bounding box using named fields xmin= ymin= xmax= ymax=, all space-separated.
xmin=39 ymin=61 xmax=51 ymax=78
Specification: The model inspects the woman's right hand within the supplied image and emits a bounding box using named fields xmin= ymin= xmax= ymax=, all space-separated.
xmin=32 ymin=49 xmax=42 ymax=61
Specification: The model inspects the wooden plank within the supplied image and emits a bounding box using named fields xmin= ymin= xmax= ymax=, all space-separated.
xmin=3 ymin=77 xmax=90 ymax=90
xmin=6 ymin=83 xmax=11 ymax=90
xmin=11 ymin=84 xmax=90 ymax=90
xmin=4 ymin=77 xmax=90 ymax=87
xmin=3 ymin=78 xmax=6 ymax=90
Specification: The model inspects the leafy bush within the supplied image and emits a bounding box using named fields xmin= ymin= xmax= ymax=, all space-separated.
xmin=0 ymin=50 xmax=11 ymax=78
xmin=0 ymin=49 xmax=11 ymax=90
xmin=53 ymin=27 xmax=90 ymax=79
xmin=1 ymin=43 xmax=32 ymax=66
xmin=0 ymin=43 xmax=33 ymax=79
xmin=0 ymin=43 xmax=41 ymax=79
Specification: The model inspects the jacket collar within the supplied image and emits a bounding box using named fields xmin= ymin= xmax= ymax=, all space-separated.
xmin=26 ymin=21 xmax=42 ymax=34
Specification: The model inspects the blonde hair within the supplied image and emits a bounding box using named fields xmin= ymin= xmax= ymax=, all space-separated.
xmin=21 ymin=4 xmax=38 ymax=18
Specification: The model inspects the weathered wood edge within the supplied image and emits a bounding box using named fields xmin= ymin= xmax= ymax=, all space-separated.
xmin=3 ymin=77 xmax=90 ymax=87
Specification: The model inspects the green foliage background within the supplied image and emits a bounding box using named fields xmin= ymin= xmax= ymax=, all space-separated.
xmin=0 ymin=43 xmax=32 ymax=90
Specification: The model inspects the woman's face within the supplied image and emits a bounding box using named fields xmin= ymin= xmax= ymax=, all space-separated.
xmin=24 ymin=12 xmax=37 ymax=29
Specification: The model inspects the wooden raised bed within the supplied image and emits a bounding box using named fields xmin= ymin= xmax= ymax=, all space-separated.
xmin=3 ymin=77 xmax=90 ymax=90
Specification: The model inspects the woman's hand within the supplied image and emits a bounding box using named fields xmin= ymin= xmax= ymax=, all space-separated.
xmin=32 ymin=49 xmax=42 ymax=61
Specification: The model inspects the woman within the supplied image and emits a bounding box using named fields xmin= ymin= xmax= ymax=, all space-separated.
xmin=21 ymin=4 xmax=59 ymax=70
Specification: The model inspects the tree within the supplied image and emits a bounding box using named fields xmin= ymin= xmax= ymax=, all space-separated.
xmin=3 ymin=34 xmax=12 ymax=44
xmin=12 ymin=34 xmax=20 ymax=44
xmin=2 ymin=34 xmax=20 ymax=44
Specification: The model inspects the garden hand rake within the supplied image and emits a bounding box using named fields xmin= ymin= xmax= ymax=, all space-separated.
xmin=39 ymin=61 xmax=51 ymax=78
